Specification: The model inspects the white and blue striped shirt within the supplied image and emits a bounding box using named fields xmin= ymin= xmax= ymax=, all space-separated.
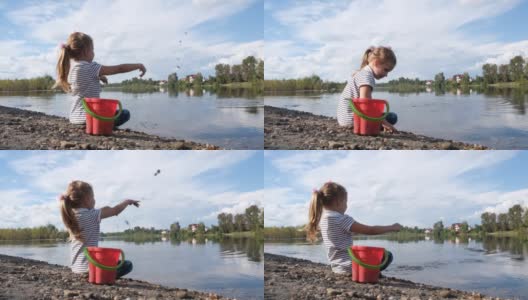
xmin=70 ymin=208 xmax=101 ymax=273
xmin=337 ymin=65 xmax=376 ymax=127
xmin=320 ymin=209 xmax=355 ymax=274
xmin=68 ymin=60 xmax=102 ymax=124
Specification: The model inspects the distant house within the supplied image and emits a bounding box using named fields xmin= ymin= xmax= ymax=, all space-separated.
xmin=451 ymin=223 xmax=462 ymax=232
xmin=161 ymin=230 xmax=167 ymax=236
xmin=159 ymin=80 xmax=167 ymax=86
xmin=424 ymin=228 xmax=432 ymax=234
xmin=188 ymin=224 xmax=198 ymax=232
xmin=452 ymin=74 xmax=464 ymax=83
xmin=425 ymin=80 xmax=433 ymax=86
xmin=186 ymin=75 xmax=196 ymax=83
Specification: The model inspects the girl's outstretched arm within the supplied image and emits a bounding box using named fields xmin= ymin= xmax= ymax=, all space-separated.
xmin=359 ymin=85 xmax=372 ymax=99
xmin=101 ymin=199 xmax=140 ymax=219
xmin=350 ymin=222 xmax=402 ymax=235
xmin=99 ymin=64 xmax=146 ymax=77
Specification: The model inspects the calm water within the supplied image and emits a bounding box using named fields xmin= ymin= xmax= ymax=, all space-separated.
xmin=0 ymin=89 xmax=263 ymax=149
xmin=265 ymin=236 xmax=528 ymax=299
xmin=265 ymin=88 xmax=528 ymax=149
xmin=0 ymin=237 xmax=264 ymax=299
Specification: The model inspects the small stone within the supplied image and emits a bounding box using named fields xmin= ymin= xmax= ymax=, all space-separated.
xmin=63 ymin=290 xmax=79 ymax=297
xmin=327 ymin=288 xmax=341 ymax=296
xmin=60 ymin=141 xmax=75 ymax=148
xmin=438 ymin=289 xmax=456 ymax=298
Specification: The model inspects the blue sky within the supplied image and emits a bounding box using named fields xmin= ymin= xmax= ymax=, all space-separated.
xmin=0 ymin=151 xmax=263 ymax=232
xmin=0 ymin=0 xmax=263 ymax=81
xmin=264 ymin=0 xmax=528 ymax=81
xmin=264 ymin=151 xmax=528 ymax=228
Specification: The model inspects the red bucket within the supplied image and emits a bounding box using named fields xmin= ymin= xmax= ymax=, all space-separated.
xmin=82 ymin=98 xmax=122 ymax=136
xmin=84 ymin=247 xmax=124 ymax=285
xmin=350 ymin=99 xmax=389 ymax=136
xmin=348 ymin=246 xmax=387 ymax=283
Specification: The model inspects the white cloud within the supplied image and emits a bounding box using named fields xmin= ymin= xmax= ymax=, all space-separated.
xmin=265 ymin=0 xmax=525 ymax=81
xmin=1 ymin=151 xmax=261 ymax=231
xmin=264 ymin=151 xmax=523 ymax=228
xmin=1 ymin=0 xmax=262 ymax=80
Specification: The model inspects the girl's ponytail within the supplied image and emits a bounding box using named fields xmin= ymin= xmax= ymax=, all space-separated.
xmin=306 ymin=190 xmax=324 ymax=242
xmin=359 ymin=46 xmax=397 ymax=70
xmin=55 ymin=46 xmax=71 ymax=92
xmin=360 ymin=47 xmax=375 ymax=69
xmin=60 ymin=194 xmax=83 ymax=242
xmin=59 ymin=180 xmax=93 ymax=242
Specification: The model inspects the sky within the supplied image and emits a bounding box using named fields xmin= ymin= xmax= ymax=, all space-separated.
xmin=264 ymin=150 xmax=528 ymax=228
xmin=0 ymin=0 xmax=263 ymax=81
xmin=264 ymin=0 xmax=528 ymax=81
xmin=0 ymin=150 xmax=263 ymax=232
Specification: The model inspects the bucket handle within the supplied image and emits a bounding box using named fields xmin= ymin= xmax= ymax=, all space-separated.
xmin=349 ymin=99 xmax=390 ymax=122
xmin=83 ymin=248 xmax=125 ymax=271
xmin=82 ymin=99 xmax=122 ymax=122
xmin=347 ymin=247 xmax=389 ymax=270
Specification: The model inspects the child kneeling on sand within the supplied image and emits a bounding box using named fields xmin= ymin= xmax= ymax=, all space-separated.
xmin=337 ymin=46 xmax=399 ymax=133
xmin=306 ymin=181 xmax=402 ymax=275
xmin=59 ymin=180 xmax=139 ymax=277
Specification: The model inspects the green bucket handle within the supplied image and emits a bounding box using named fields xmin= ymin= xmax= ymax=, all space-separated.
xmin=349 ymin=99 xmax=390 ymax=122
xmin=347 ymin=247 xmax=389 ymax=270
xmin=83 ymin=248 xmax=125 ymax=271
xmin=82 ymin=98 xmax=122 ymax=122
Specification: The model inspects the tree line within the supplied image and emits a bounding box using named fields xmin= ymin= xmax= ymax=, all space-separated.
xmin=480 ymin=204 xmax=528 ymax=233
xmin=214 ymin=56 xmax=264 ymax=84
xmin=0 ymin=75 xmax=55 ymax=92
xmin=0 ymin=224 xmax=68 ymax=241
xmin=169 ymin=205 xmax=264 ymax=239
xmin=264 ymin=75 xmax=345 ymax=92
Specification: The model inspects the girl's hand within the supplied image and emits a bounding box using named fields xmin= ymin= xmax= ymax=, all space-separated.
xmin=99 ymin=75 xmax=108 ymax=84
xmin=125 ymin=199 xmax=140 ymax=207
xmin=137 ymin=64 xmax=146 ymax=77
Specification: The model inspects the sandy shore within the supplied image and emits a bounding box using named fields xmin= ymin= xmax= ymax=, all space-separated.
xmin=0 ymin=254 xmax=230 ymax=300
xmin=0 ymin=105 xmax=220 ymax=150
xmin=264 ymin=253 xmax=506 ymax=300
xmin=264 ymin=106 xmax=488 ymax=150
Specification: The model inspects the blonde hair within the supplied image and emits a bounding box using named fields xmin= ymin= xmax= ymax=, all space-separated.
xmin=59 ymin=180 xmax=93 ymax=242
xmin=306 ymin=182 xmax=347 ymax=242
xmin=54 ymin=32 xmax=94 ymax=92
xmin=360 ymin=46 xmax=397 ymax=70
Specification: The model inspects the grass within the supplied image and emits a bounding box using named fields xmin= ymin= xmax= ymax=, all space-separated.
xmin=223 ymin=231 xmax=259 ymax=238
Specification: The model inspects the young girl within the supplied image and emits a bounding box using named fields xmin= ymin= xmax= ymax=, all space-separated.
xmin=55 ymin=32 xmax=146 ymax=128
xmin=59 ymin=180 xmax=140 ymax=277
xmin=307 ymin=181 xmax=402 ymax=274
xmin=337 ymin=46 xmax=399 ymax=133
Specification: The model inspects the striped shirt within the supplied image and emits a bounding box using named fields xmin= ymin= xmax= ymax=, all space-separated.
xmin=320 ymin=209 xmax=355 ymax=274
xmin=337 ymin=65 xmax=376 ymax=127
xmin=70 ymin=208 xmax=101 ymax=273
xmin=68 ymin=60 xmax=102 ymax=124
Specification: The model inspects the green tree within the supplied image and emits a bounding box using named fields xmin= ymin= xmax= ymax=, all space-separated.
xmin=460 ymin=72 xmax=470 ymax=86
xmin=509 ymin=55 xmax=525 ymax=82
xmin=433 ymin=220 xmax=444 ymax=236
xmin=482 ymin=64 xmax=498 ymax=84
xmin=242 ymin=56 xmax=257 ymax=82
xmin=434 ymin=72 xmax=445 ymax=89
xmin=498 ymin=64 xmax=510 ymax=82
xmin=507 ymin=204 xmax=523 ymax=231
xmin=231 ymin=65 xmax=243 ymax=82
xmin=245 ymin=205 xmax=261 ymax=231
xmin=168 ymin=73 xmax=178 ymax=89
xmin=257 ymin=59 xmax=264 ymax=80
xmin=196 ymin=222 xmax=206 ymax=235
xmin=234 ymin=214 xmax=247 ymax=232
xmin=497 ymin=213 xmax=509 ymax=231
xmin=460 ymin=221 xmax=469 ymax=234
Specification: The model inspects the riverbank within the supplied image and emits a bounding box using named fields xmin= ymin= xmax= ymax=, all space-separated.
xmin=0 ymin=105 xmax=220 ymax=150
xmin=264 ymin=106 xmax=488 ymax=150
xmin=265 ymin=253 xmax=504 ymax=300
xmin=0 ymin=254 xmax=228 ymax=300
